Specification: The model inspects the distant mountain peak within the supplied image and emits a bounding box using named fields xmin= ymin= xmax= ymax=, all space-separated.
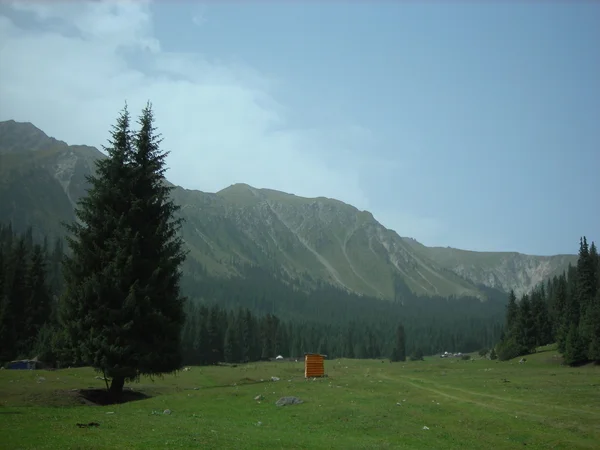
xmin=0 ymin=120 xmax=56 ymax=153
xmin=0 ymin=119 xmax=577 ymax=300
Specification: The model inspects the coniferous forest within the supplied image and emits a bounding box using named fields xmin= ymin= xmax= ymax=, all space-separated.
xmin=1 ymin=104 xmax=597 ymax=393
xmin=0 ymin=221 xmax=506 ymax=369
xmin=497 ymin=237 xmax=600 ymax=365
xmin=6 ymin=220 xmax=598 ymax=369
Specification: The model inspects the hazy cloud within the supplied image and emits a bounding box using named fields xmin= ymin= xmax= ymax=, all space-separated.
xmin=0 ymin=0 xmax=443 ymax=243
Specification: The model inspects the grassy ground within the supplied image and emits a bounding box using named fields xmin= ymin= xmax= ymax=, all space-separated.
xmin=1 ymin=347 xmax=599 ymax=449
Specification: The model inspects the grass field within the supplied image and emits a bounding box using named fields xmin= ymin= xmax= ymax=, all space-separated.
xmin=1 ymin=347 xmax=599 ymax=449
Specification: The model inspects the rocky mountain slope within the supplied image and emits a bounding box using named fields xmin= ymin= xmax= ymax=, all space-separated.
xmin=402 ymin=239 xmax=575 ymax=297
xmin=0 ymin=120 xmax=577 ymax=300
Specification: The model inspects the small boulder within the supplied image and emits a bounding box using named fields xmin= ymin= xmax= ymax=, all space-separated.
xmin=275 ymin=396 xmax=304 ymax=407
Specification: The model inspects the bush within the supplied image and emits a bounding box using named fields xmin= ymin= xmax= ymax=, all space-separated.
xmin=409 ymin=347 xmax=424 ymax=361
xmin=490 ymin=348 xmax=498 ymax=360
xmin=496 ymin=336 xmax=527 ymax=361
xmin=461 ymin=354 xmax=471 ymax=361
xmin=478 ymin=348 xmax=488 ymax=357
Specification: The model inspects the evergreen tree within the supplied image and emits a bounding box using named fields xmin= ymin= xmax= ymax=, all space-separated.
xmin=23 ymin=244 xmax=51 ymax=354
xmin=3 ymin=238 xmax=28 ymax=358
xmin=505 ymin=290 xmax=518 ymax=333
xmin=206 ymin=305 xmax=224 ymax=364
xmin=344 ymin=323 xmax=355 ymax=358
xmin=553 ymin=274 xmax=569 ymax=352
xmin=564 ymin=324 xmax=587 ymax=366
xmin=318 ymin=336 xmax=329 ymax=356
xmin=580 ymin=239 xmax=599 ymax=351
xmin=239 ymin=309 xmax=252 ymax=362
xmin=577 ymin=238 xmax=595 ymax=304
xmin=516 ymin=294 xmax=536 ymax=353
xmin=589 ymin=242 xmax=599 ymax=291
xmin=224 ymin=322 xmax=240 ymax=363
xmin=529 ymin=287 xmax=552 ymax=347
xmin=391 ymin=323 xmax=406 ymax=362
xmin=410 ymin=347 xmax=424 ymax=361
xmin=587 ymin=290 xmax=600 ymax=361
xmin=60 ymin=104 xmax=187 ymax=394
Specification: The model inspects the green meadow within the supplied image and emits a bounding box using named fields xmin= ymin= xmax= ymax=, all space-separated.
xmin=1 ymin=347 xmax=599 ymax=450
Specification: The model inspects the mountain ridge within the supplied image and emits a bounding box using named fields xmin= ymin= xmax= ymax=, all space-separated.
xmin=0 ymin=119 xmax=577 ymax=299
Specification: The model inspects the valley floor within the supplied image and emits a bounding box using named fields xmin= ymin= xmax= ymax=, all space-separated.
xmin=1 ymin=348 xmax=599 ymax=449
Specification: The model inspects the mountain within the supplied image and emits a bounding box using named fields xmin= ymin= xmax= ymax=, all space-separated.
xmin=402 ymin=239 xmax=576 ymax=297
xmin=0 ymin=120 xmax=577 ymax=300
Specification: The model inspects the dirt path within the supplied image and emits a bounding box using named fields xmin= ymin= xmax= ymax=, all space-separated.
xmin=397 ymin=375 xmax=599 ymax=418
xmin=376 ymin=371 xmax=598 ymax=428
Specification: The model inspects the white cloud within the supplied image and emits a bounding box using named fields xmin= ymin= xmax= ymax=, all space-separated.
xmin=190 ymin=2 xmax=208 ymax=27
xmin=0 ymin=0 xmax=443 ymax=244
xmin=192 ymin=12 xmax=206 ymax=27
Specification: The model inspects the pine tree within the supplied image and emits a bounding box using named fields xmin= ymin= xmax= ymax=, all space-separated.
xmin=206 ymin=306 xmax=223 ymax=364
xmin=23 ymin=244 xmax=51 ymax=354
xmin=505 ymin=290 xmax=518 ymax=333
xmin=589 ymin=242 xmax=598 ymax=291
xmin=586 ymin=290 xmax=600 ymax=361
xmin=564 ymin=324 xmax=586 ymax=366
xmin=224 ymin=322 xmax=240 ymax=363
xmin=60 ymin=104 xmax=187 ymax=395
xmin=554 ymin=274 xmax=569 ymax=352
xmin=4 ymin=238 xmax=29 ymax=358
xmin=410 ymin=347 xmax=424 ymax=361
xmin=0 ymin=242 xmax=9 ymax=361
xmin=516 ymin=294 xmax=536 ymax=353
xmin=530 ymin=288 xmax=552 ymax=346
xmin=577 ymin=238 xmax=595 ymax=349
xmin=577 ymin=238 xmax=595 ymax=303
xmin=239 ymin=309 xmax=252 ymax=362
xmin=391 ymin=323 xmax=406 ymax=362
xmin=318 ymin=336 xmax=329 ymax=356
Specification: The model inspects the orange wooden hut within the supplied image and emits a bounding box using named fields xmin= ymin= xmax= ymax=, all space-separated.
xmin=304 ymin=353 xmax=326 ymax=378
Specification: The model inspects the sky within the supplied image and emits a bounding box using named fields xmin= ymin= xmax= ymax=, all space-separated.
xmin=0 ymin=1 xmax=598 ymax=256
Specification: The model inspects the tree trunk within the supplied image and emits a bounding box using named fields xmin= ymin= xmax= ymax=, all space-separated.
xmin=109 ymin=376 xmax=125 ymax=396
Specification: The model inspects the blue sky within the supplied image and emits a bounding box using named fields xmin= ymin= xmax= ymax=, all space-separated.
xmin=0 ymin=1 xmax=598 ymax=255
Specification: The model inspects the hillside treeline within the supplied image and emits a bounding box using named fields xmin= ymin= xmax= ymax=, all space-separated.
xmin=181 ymin=265 xmax=505 ymax=361
xmin=0 ymin=222 xmax=505 ymax=365
xmin=497 ymin=237 xmax=600 ymax=365
xmin=0 ymin=224 xmax=63 ymax=362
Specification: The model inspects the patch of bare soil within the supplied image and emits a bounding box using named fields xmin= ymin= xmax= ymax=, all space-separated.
xmin=62 ymin=388 xmax=150 ymax=406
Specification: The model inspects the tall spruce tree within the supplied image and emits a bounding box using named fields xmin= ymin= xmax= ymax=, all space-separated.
xmin=516 ymin=294 xmax=536 ymax=353
xmin=391 ymin=323 xmax=406 ymax=361
xmin=23 ymin=244 xmax=51 ymax=354
xmin=553 ymin=274 xmax=569 ymax=352
xmin=584 ymin=242 xmax=600 ymax=361
xmin=505 ymin=290 xmax=518 ymax=333
xmin=587 ymin=289 xmax=600 ymax=361
xmin=530 ymin=288 xmax=552 ymax=347
xmin=224 ymin=322 xmax=240 ymax=363
xmin=60 ymin=104 xmax=187 ymax=395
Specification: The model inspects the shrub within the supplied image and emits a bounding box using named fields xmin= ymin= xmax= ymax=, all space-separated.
xmin=409 ymin=347 xmax=424 ymax=361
